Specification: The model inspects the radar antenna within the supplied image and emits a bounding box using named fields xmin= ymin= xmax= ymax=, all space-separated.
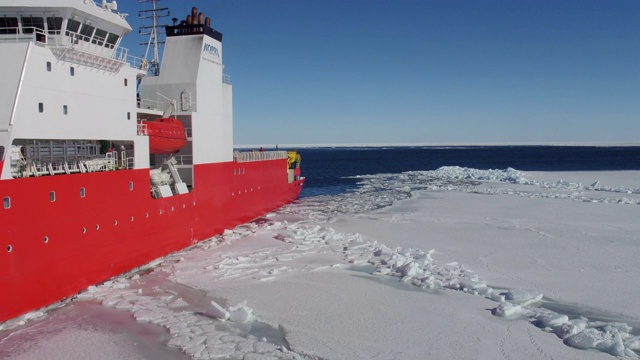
xmin=138 ymin=0 xmax=170 ymax=76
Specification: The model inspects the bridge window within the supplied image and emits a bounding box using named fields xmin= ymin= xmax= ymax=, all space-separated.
xmin=0 ymin=17 xmax=18 ymax=34
xmin=66 ymin=19 xmax=80 ymax=34
xmin=105 ymin=33 xmax=119 ymax=49
xmin=92 ymin=28 xmax=107 ymax=46
xmin=38 ymin=102 xmax=44 ymax=113
xmin=79 ymin=23 xmax=95 ymax=42
xmin=21 ymin=16 xmax=44 ymax=34
xmin=47 ymin=17 xmax=62 ymax=35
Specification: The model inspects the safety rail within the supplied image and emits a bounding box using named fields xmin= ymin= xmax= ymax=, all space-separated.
xmin=138 ymin=98 xmax=167 ymax=112
xmin=0 ymin=26 xmax=146 ymax=71
xmin=174 ymin=155 xmax=193 ymax=165
xmin=233 ymin=151 xmax=288 ymax=163
xmin=137 ymin=122 xmax=148 ymax=136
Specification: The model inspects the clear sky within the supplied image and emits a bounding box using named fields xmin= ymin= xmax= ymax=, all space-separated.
xmin=118 ymin=0 xmax=639 ymax=146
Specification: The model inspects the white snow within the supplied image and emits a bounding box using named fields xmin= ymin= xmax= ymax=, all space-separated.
xmin=2 ymin=166 xmax=640 ymax=359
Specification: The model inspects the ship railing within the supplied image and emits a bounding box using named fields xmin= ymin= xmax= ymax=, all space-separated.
xmin=138 ymin=98 xmax=167 ymax=112
xmin=0 ymin=26 xmax=47 ymax=45
xmin=0 ymin=24 xmax=148 ymax=72
xmin=137 ymin=123 xmax=149 ymax=136
xmin=124 ymin=157 xmax=135 ymax=169
xmin=174 ymin=155 xmax=193 ymax=165
xmin=233 ymin=151 xmax=288 ymax=163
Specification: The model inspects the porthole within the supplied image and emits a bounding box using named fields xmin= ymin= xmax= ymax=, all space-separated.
xmin=82 ymin=227 xmax=86 ymax=234
xmin=49 ymin=191 xmax=56 ymax=202
xmin=171 ymin=206 xmax=174 ymax=211
xmin=96 ymin=224 xmax=100 ymax=230
xmin=129 ymin=181 xmax=133 ymax=190
xmin=43 ymin=236 xmax=49 ymax=244
xmin=114 ymin=220 xmax=118 ymax=225
xmin=182 ymin=204 xmax=185 ymax=208
xmin=80 ymin=187 xmax=85 ymax=198
xmin=193 ymin=201 xmax=196 ymax=206
xmin=145 ymin=212 xmax=149 ymax=218
xmin=130 ymin=216 xmax=134 ymax=221
xmin=159 ymin=209 xmax=162 ymax=215
xmin=7 ymin=245 xmax=12 ymax=253
xmin=3 ymin=196 xmax=10 ymax=209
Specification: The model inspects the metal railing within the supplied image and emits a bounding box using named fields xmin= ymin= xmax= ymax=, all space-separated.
xmin=233 ymin=151 xmax=288 ymax=163
xmin=174 ymin=155 xmax=193 ymax=165
xmin=0 ymin=26 xmax=145 ymax=71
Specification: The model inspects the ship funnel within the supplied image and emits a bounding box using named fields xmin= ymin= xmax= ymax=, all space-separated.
xmin=198 ymin=12 xmax=204 ymax=25
xmin=205 ymin=17 xmax=211 ymax=27
xmin=186 ymin=15 xmax=192 ymax=25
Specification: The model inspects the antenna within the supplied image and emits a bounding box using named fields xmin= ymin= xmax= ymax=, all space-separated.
xmin=138 ymin=0 xmax=170 ymax=76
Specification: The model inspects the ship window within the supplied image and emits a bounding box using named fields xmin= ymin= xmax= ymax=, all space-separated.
xmin=46 ymin=62 xmax=51 ymax=71
xmin=46 ymin=17 xmax=62 ymax=35
xmin=105 ymin=33 xmax=119 ymax=49
xmin=63 ymin=105 xmax=68 ymax=115
xmin=70 ymin=66 xmax=75 ymax=76
xmin=21 ymin=16 xmax=44 ymax=34
xmin=6 ymin=245 xmax=12 ymax=253
xmin=49 ymin=191 xmax=55 ymax=202
xmin=65 ymin=19 xmax=80 ymax=37
xmin=44 ymin=236 xmax=49 ymax=243
xmin=80 ymin=187 xmax=85 ymax=198
xmin=92 ymin=28 xmax=107 ymax=46
xmin=129 ymin=182 xmax=133 ymax=191
xmin=79 ymin=23 xmax=95 ymax=42
xmin=0 ymin=17 xmax=18 ymax=34
xmin=124 ymin=78 xmax=128 ymax=87
xmin=127 ymin=112 xmax=131 ymax=120
xmin=3 ymin=197 xmax=10 ymax=209
xmin=38 ymin=102 xmax=44 ymax=113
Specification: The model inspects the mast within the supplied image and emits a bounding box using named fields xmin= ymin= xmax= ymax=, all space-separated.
xmin=138 ymin=0 xmax=170 ymax=76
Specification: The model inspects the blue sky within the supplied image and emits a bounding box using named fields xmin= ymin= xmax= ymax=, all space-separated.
xmin=119 ymin=0 xmax=639 ymax=145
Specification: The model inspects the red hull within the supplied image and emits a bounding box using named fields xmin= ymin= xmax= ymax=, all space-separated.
xmin=0 ymin=159 xmax=304 ymax=321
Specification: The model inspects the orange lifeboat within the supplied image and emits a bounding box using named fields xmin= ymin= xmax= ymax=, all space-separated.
xmin=138 ymin=117 xmax=188 ymax=154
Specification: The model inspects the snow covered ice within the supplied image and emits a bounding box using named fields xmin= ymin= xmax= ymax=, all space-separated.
xmin=2 ymin=166 xmax=640 ymax=359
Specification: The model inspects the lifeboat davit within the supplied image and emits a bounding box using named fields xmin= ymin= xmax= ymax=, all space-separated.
xmin=139 ymin=117 xmax=188 ymax=154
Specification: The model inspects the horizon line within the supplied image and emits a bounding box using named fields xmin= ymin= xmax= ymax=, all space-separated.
xmin=235 ymin=141 xmax=640 ymax=149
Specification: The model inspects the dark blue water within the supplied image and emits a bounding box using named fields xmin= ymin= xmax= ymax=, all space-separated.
xmin=296 ymin=146 xmax=640 ymax=197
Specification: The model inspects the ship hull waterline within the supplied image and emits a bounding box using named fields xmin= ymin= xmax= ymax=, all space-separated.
xmin=0 ymin=158 xmax=304 ymax=322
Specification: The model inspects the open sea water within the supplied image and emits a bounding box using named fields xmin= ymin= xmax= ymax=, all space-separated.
xmin=296 ymin=146 xmax=640 ymax=197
